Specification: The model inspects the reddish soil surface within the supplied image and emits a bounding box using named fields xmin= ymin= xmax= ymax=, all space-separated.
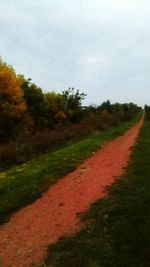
xmin=0 ymin=118 xmax=143 ymax=267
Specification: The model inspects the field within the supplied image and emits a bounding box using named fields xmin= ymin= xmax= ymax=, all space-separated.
xmin=44 ymin=119 xmax=150 ymax=267
xmin=0 ymin=111 xmax=149 ymax=267
xmin=0 ymin=116 xmax=140 ymax=225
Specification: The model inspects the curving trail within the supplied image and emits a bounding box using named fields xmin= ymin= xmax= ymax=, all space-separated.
xmin=0 ymin=118 xmax=143 ymax=267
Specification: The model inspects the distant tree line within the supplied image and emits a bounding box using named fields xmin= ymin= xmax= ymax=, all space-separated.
xmin=0 ymin=58 xmax=141 ymax=168
xmin=144 ymin=105 xmax=150 ymax=120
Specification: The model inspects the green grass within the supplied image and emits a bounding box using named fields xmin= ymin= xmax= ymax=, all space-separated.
xmin=0 ymin=115 xmax=141 ymax=225
xmin=44 ymin=118 xmax=150 ymax=267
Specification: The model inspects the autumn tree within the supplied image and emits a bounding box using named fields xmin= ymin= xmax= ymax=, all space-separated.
xmin=45 ymin=92 xmax=66 ymax=125
xmin=0 ymin=59 xmax=26 ymax=141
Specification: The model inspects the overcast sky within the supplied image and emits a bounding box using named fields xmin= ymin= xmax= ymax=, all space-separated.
xmin=0 ymin=0 xmax=150 ymax=106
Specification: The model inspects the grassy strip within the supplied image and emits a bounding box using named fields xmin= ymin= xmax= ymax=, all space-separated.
xmin=0 ymin=115 xmax=141 ymax=225
xmin=44 ymin=118 xmax=150 ymax=267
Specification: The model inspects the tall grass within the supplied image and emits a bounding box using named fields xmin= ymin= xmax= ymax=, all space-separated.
xmin=0 ymin=112 xmax=142 ymax=171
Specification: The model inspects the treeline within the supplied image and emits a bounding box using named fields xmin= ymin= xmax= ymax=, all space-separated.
xmin=145 ymin=105 xmax=150 ymax=120
xmin=0 ymin=59 xmax=141 ymax=168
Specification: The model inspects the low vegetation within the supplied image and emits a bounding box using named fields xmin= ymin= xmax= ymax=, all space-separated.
xmin=44 ymin=117 xmax=149 ymax=267
xmin=0 ymin=114 xmax=141 ymax=225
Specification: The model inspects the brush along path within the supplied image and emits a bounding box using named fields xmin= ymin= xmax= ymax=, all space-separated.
xmin=0 ymin=118 xmax=143 ymax=267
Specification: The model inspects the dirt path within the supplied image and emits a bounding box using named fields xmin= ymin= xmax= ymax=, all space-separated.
xmin=0 ymin=118 xmax=143 ymax=267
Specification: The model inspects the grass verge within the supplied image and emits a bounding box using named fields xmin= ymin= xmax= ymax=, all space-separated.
xmin=44 ymin=118 xmax=150 ymax=267
xmin=0 ymin=115 xmax=141 ymax=225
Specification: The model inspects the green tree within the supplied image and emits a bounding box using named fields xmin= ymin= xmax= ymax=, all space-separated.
xmin=99 ymin=100 xmax=113 ymax=113
xmin=21 ymin=77 xmax=48 ymax=130
xmin=61 ymin=88 xmax=87 ymax=122
xmin=144 ymin=105 xmax=150 ymax=120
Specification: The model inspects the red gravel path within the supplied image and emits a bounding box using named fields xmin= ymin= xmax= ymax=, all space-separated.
xmin=0 ymin=118 xmax=143 ymax=267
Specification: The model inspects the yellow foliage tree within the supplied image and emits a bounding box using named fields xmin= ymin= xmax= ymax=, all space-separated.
xmin=0 ymin=59 xmax=26 ymax=140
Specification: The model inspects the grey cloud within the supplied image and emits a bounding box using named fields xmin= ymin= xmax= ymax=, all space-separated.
xmin=0 ymin=0 xmax=150 ymax=106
